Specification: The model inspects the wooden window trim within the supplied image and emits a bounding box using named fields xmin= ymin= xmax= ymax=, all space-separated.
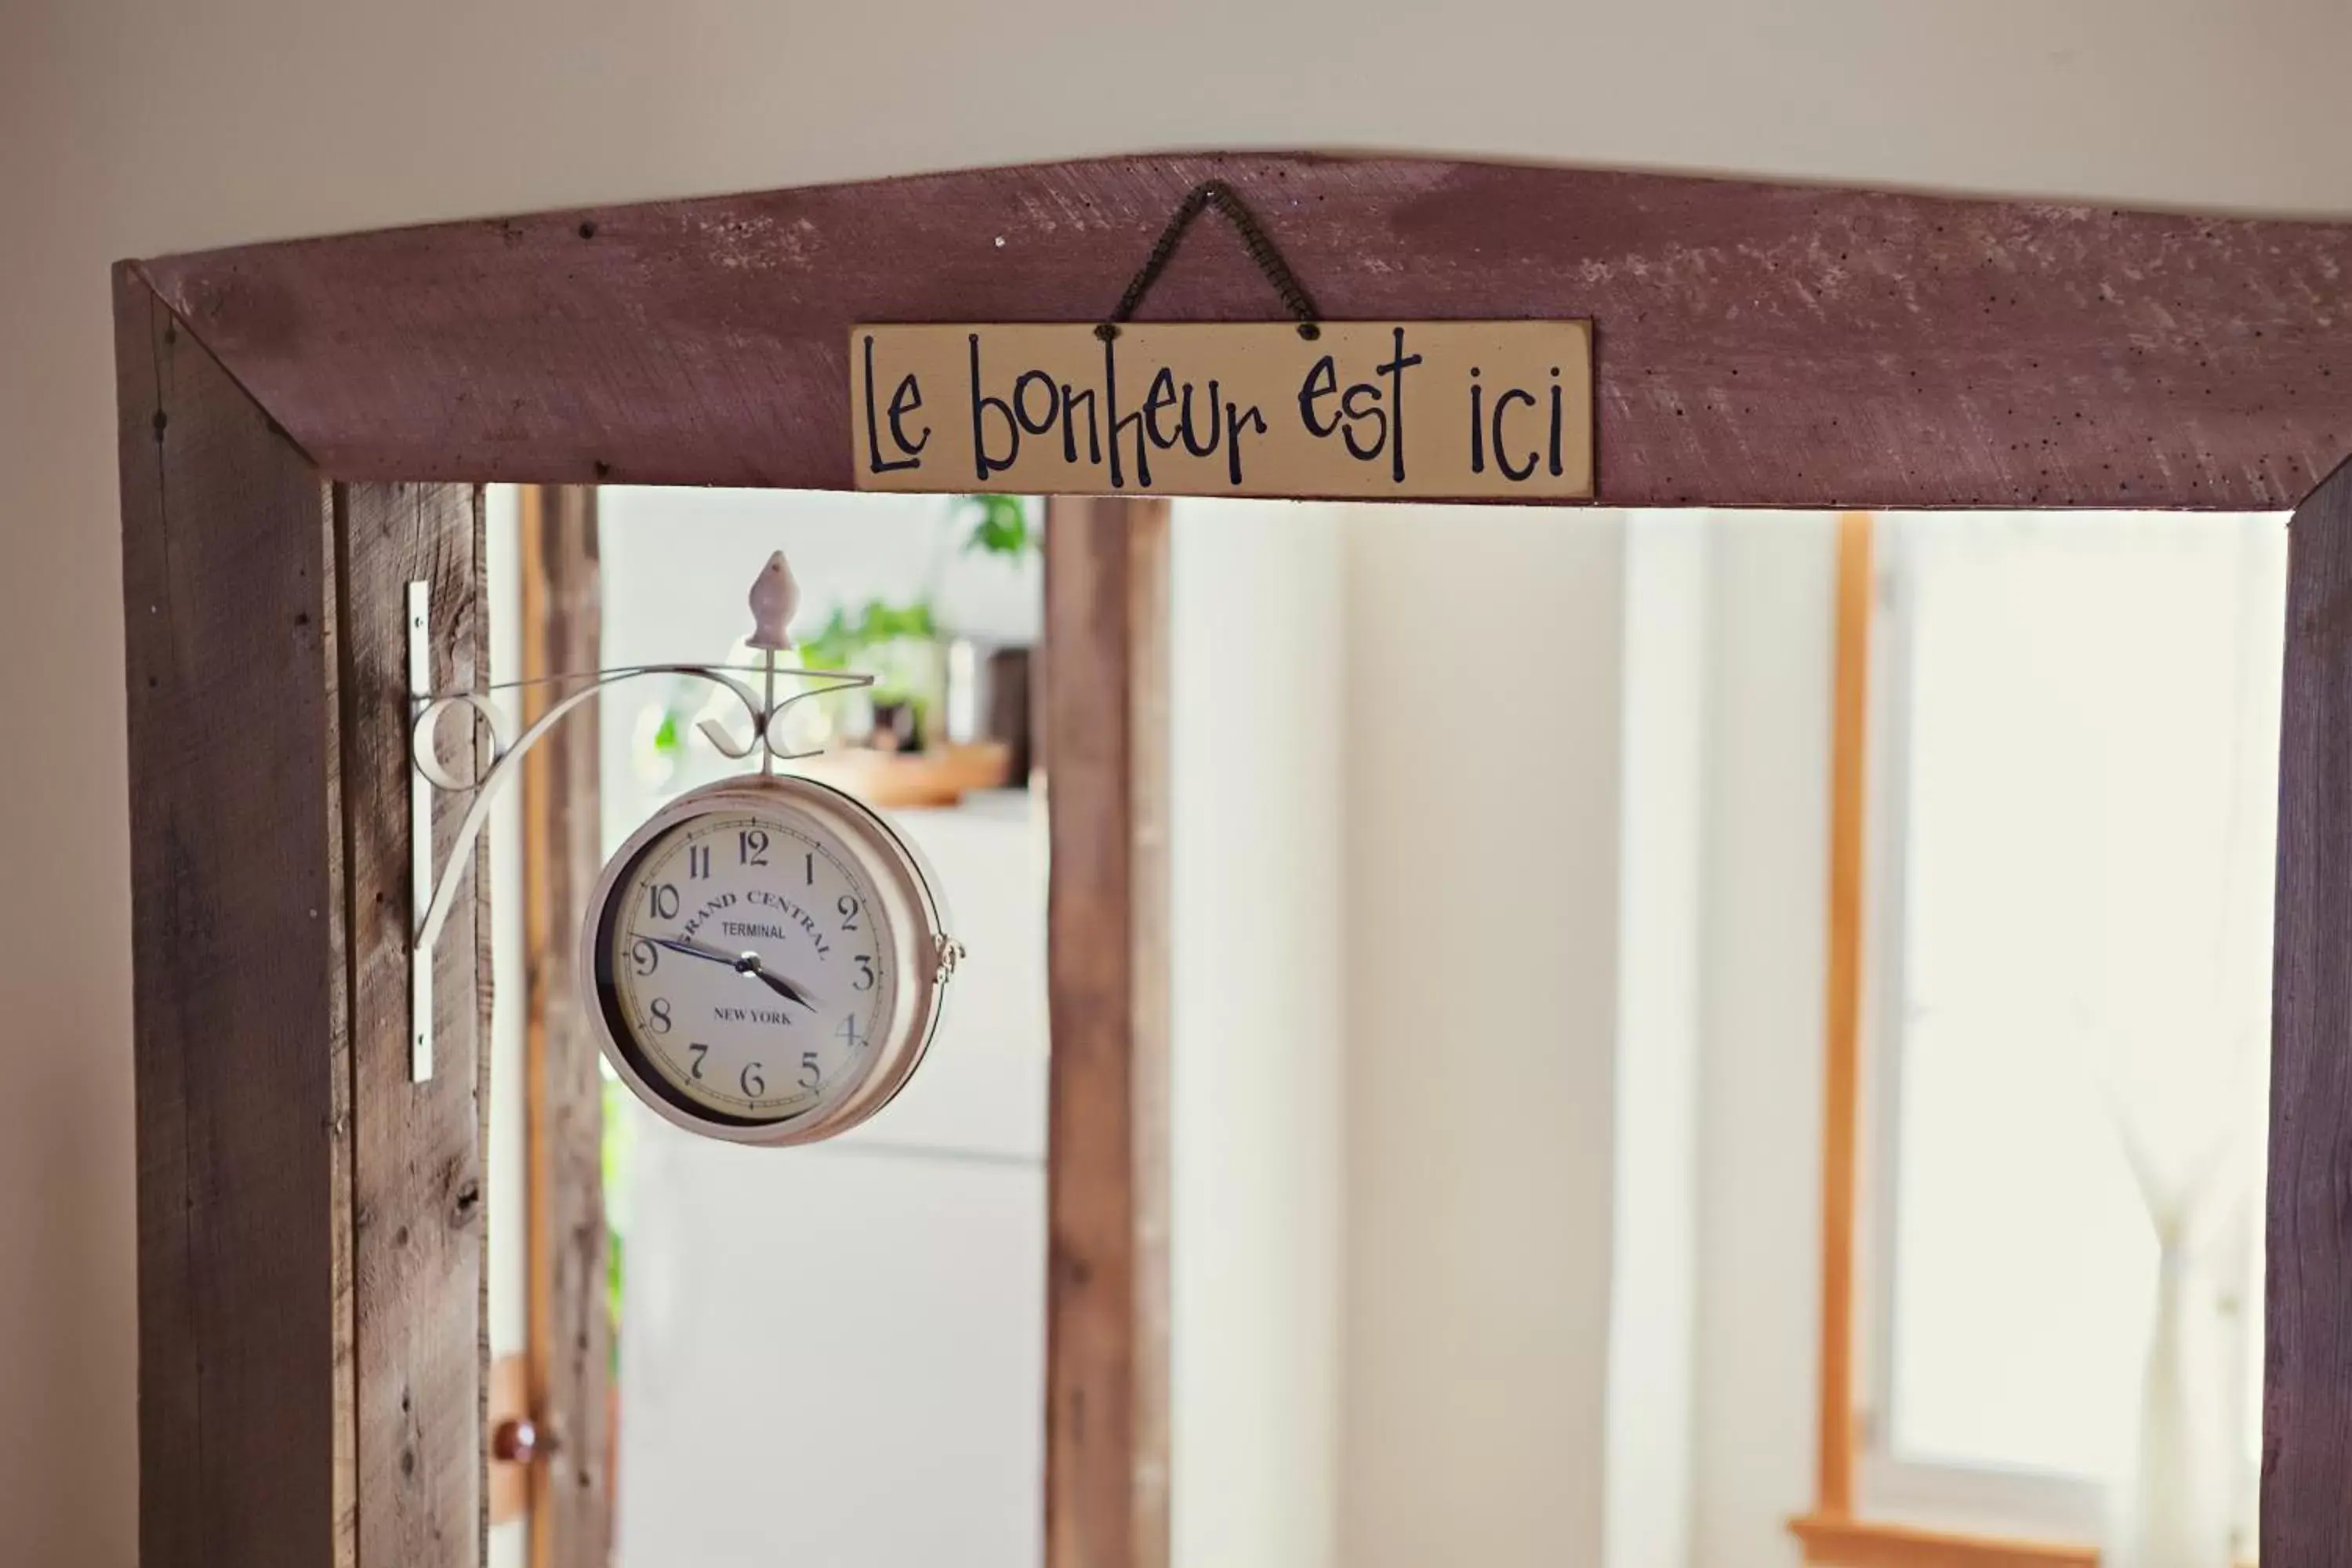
xmin=114 ymin=152 xmax=2352 ymax=1568
xmin=1792 ymin=514 xmax=2268 ymax=1568
xmin=1817 ymin=510 xmax=1874 ymax=1524
xmin=1791 ymin=513 xmax=2111 ymax=1568
xmin=1791 ymin=1513 xmax=2100 ymax=1568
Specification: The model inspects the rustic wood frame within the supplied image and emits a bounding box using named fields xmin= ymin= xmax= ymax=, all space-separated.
xmin=513 ymin=487 xmax=609 ymax=1566
xmin=115 ymin=151 xmax=2352 ymax=1568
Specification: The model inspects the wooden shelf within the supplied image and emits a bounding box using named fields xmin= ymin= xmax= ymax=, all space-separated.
xmin=790 ymin=741 xmax=1014 ymax=809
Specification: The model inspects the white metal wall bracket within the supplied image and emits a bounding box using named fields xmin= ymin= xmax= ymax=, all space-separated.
xmin=406 ymin=581 xmax=435 ymax=1080
xmin=400 ymin=552 xmax=864 ymax=1084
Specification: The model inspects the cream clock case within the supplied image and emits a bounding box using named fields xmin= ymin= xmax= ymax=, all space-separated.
xmin=586 ymin=771 xmax=954 ymax=1145
xmin=405 ymin=549 xmax=960 ymax=1145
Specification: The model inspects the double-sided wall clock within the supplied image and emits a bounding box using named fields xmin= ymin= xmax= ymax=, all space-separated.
xmin=586 ymin=768 xmax=953 ymax=1143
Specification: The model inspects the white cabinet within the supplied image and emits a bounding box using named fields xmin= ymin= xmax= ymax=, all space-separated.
xmin=839 ymin=791 xmax=1049 ymax=1163
xmin=616 ymin=791 xmax=1047 ymax=1568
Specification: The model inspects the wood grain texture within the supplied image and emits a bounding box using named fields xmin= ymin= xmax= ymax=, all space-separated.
xmin=1043 ymin=497 xmax=1171 ymax=1568
xmin=338 ymin=480 xmax=489 ymax=1568
xmin=1816 ymin=512 xmax=1874 ymax=1519
xmin=114 ymin=267 xmax=350 ymax=1568
xmin=517 ymin=486 xmax=611 ymax=1568
xmin=2265 ymin=456 xmax=2352 ymax=1566
xmin=134 ymin=153 xmax=2352 ymax=508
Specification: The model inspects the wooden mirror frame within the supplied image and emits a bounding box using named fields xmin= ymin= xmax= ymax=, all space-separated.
xmin=114 ymin=151 xmax=2352 ymax=1568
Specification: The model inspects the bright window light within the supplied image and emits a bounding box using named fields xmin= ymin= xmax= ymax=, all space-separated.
xmin=1866 ymin=512 xmax=2283 ymax=1535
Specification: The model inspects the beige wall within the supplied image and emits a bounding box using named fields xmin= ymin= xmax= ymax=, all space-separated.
xmin=11 ymin=1 xmax=2352 ymax=1560
xmin=1338 ymin=506 xmax=1626 ymax=1568
xmin=1608 ymin=512 xmax=1711 ymax=1568
xmin=1691 ymin=516 xmax=1842 ymax=1568
xmin=1169 ymin=501 xmax=1347 ymax=1568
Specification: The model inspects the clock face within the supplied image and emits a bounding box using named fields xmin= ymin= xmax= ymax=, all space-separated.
xmin=589 ymin=778 xmax=945 ymax=1141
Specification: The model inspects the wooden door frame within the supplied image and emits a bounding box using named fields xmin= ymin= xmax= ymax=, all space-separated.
xmin=114 ymin=151 xmax=2352 ymax=1568
xmin=1042 ymin=496 xmax=1171 ymax=1568
xmin=511 ymin=486 xmax=609 ymax=1567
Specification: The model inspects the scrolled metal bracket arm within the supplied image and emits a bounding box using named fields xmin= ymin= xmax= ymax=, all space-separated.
xmin=402 ymin=550 xmax=859 ymax=1083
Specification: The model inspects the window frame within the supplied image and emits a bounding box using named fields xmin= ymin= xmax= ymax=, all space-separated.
xmin=1852 ymin=516 xmax=2107 ymax=1541
xmin=1837 ymin=511 xmax=2278 ymax=1563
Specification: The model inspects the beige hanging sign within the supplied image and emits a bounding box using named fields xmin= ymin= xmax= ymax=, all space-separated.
xmin=850 ymin=321 xmax=1593 ymax=501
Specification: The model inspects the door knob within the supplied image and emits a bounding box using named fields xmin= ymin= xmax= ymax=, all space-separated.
xmin=492 ymin=1417 xmax=539 ymax=1465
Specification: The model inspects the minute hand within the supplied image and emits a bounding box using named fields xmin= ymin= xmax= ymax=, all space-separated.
xmin=644 ymin=936 xmax=820 ymax=1011
xmin=645 ymin=934 xmax=746 ymax=969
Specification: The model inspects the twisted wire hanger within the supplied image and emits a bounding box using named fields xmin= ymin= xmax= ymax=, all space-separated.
xmin=1096 ymin=180 xmax=1322 ymax=343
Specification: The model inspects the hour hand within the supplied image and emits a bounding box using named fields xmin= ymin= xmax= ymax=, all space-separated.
xmin=747 ymin=964 xmax=818 ymax=1011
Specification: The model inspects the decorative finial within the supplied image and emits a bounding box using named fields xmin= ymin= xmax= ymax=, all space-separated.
xmin=746 ymin=550 xmax=799 ymax=651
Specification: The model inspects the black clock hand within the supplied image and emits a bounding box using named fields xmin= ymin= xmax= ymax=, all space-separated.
xmin=641 ymin=936 xmax=818 ymax=1011
xmin=743 ymin=964 xmax=818 ymax=1011
xmin=645 ymin=935 xmax=745 ymax=970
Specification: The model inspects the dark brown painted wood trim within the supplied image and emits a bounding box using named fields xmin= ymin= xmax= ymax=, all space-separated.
xmin=135 ymin=152 xmax=2352 ymax=509
xmin=1043 ymin=496 xmax=1171 ymax=1568
xmin=115 ymin=267 xmax=350 ymax=1568
xmin=2266 ymin=457 xmax=2352 ymax=1564
xmin=516 ymin=485 xmax=612 ymax=1568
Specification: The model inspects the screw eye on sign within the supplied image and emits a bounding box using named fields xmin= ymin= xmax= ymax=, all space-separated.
xmin=851 ymin=321 xmax=1593 ymax=500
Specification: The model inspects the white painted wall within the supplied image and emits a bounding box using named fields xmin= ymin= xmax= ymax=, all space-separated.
xmin=1168 ymin=501 xmax=1831 ymax=1568
xmin=1167 ymin=500 xmax=1347 ymax=1568
xmin=1690 ymin=514 xmax=1841 ymax=1568
xmin=1338 ymin=506 xmax=1626 ymax=1568
xmin=13 ymin=0 xmax=2352 ymax=1559
xmin=1606 ymin=513 xmax=1711 ymax=1568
